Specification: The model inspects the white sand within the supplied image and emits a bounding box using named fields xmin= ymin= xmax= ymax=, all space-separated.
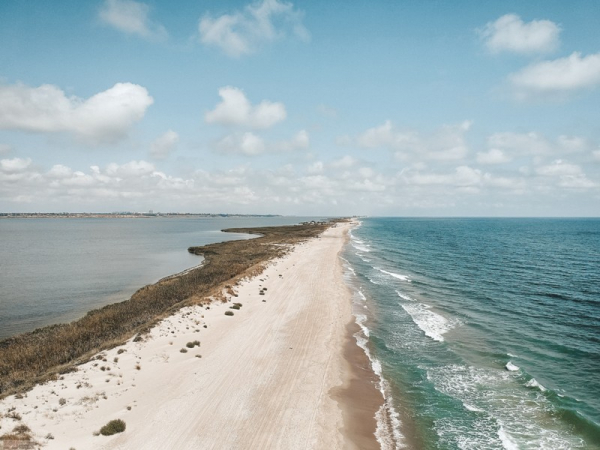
xmin=0 ymin=222 xmax=361 ymax=449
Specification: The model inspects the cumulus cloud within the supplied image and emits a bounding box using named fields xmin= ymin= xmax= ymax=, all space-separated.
xmin=1 ymin=154 xmax=597 ymax=214
xmin=535 ymin=160 xmax=596 ymax=188
xmin=150 ymin=130 xmax=179 ymax=159
xmin=199 ymin=0 xmax=309 ymax=57
xmin=205 ymin=86 xmax=286 ymax=129
xmin=330 ymin=155 xmax=357 ymax=169
xmin=357 ymin=120 xmax=472 ymax=161
xmin=509 ymin=52 xmax=600 ymax=97
xmin=487 ymin=131 xmax=593 ymax=158
xmin=0 ymin=144 xmax=11 ymax=155
xmin=479 ymin=14 xmax=560 ymax=54
xmin=0 ymin=82 xmax=153 ymax=143
xmin=99 ymin=0 xmax=167 ymax=40
xmin=0 ymin=157 xmax=32 ymax=173
xmin=215 ymin=129 xmax=308 ymax=156
xmin=216 ymin=132 xmax=266 ymax=156
xmin=476 ymin=148 xmax=512 ymax=165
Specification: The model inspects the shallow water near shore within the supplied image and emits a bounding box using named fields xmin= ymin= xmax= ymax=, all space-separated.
xmin=0 ymin=216 xmax=322 ymax=340
xmin=343 ymin=218 xmax=600 ymax=449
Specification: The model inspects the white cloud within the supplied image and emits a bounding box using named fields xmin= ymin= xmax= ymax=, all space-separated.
xmin=276 ymin=130 xmax=309 ymax=151
xmin=150 ymin=130 xmax=179 ymax=159
xmin=357 ymin=120 xmax=471 ymax=161
xmin=198 ymin=0 xmax=309 ymax=57
xmin=0 ymin=157 xmax=32 ymax=173
xmin=330 ymin=155 xmax=357 ymax=169
xmin=535 ymin=160 xmax=596 ymax=188
xmin=487 ymin=131 xmax=594 ymax=159
xmin=593 ymin=150 xmax=600 ymax=162
xmin=106 ymin=160 xmax=155 ymax=177
xmin=307 ymin=161 xmax=324 ymax=174
xmin=0 ymin=82 xmax=153 ymax=144
xmin=0 ymin=144 xmax=11 ymax=155
xmin=216 ymin=132 xmax=266 ymax=156
xmin=479 ymin=14 xmax=560 ymax=54
xmin=509 ymin=52 xmax=600 ymax=97
xmin=99 ymin=0 xmax=167 ymax=40
xmin=536 ymin=160 xmax=583 ymax=177
xmin=477 ymin=148 xmax=512 ymax=164
xmin=214 ymin=129 xmax=308 ymax=156
xmin=205 ymin=86 xmax=286 ymax=129
xmin=487 ymin=132 xmax=552 ymax=156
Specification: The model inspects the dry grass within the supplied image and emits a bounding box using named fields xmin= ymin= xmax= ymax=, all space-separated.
xmin=0 ymin=220 xmax=342 ymax=398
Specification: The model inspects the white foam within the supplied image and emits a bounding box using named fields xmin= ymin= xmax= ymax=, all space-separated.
xmin=525 ymin=378 xmax=546 ymax=392
xmin=376 ymin=268 xmax=411 ymax=282
xmin=505 ymin=362 xmax=519 ymax=372
xmin=401 ymin=303 xmax=459 ymax=342
xmin=355 ymin=313 xmax=370 ymax=337
xmin=395 ymin=290 xmax=414 ymax=302
xmin=498 ymin=426 xmax=519 ymax=450
xmin=352 ymin=243 xmax=371 ymax=252
xmin=357 ymin=253 xmax=372 ymax=263
xmin=463 ymin=402 xmax=484 ymax=412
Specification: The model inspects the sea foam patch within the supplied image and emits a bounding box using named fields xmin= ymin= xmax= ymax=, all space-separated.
xmin=376 ymin=268 xmax=411 ymax=282
xmin=401 ymin=303 xmax=459 ymax=342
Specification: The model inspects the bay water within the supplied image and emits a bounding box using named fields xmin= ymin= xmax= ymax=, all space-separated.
xmin=0 ymin=216 xmax=320 ymax=340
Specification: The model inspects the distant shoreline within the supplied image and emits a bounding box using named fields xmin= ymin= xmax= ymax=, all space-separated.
xmin=0 ymin=213 xmax=282 ymax=219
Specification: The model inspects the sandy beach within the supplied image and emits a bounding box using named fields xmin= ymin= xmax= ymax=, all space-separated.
xmin=0 ymin=221 xmax=381 ymax=449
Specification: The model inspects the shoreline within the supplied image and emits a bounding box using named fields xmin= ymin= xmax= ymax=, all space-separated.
xmin=0 ymin=221 xmax=382 ymax=449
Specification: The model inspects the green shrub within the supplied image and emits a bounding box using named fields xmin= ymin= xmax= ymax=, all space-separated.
xmin=224 ymin=311 xmax=234 ymax=316
xmin=186 ymin=340 xmax=200 ymax=348
xmin=99 ymin=419 xmax=126 ymax=436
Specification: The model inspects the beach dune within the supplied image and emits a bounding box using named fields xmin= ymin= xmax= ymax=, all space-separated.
xmin=0 ymin=221 xmax=379 ymax=449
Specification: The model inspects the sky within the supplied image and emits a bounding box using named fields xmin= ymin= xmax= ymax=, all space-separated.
xmin=0 ymin=0 xmax=599 ymax=216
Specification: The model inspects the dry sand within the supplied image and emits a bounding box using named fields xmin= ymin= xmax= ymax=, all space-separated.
xmin=0 ymin=221 xmax=381 ymax=449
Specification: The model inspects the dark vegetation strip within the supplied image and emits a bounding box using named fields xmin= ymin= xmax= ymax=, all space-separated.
xmin=0 ymin=221 xmax=340 ymax=398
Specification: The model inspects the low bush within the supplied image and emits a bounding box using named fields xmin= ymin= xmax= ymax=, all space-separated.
xmin=99 ymin=419 xmax=126 ymax=436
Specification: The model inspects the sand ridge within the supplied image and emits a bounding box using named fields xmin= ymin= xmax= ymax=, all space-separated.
xmin=0 ymin=221 xmax=374 ymax=449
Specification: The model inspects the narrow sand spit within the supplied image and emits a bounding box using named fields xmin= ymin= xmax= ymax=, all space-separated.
xmin=0 ymin=221 xmax=381 ymax=449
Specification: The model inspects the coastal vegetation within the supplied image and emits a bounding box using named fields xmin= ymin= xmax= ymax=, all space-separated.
xmin=0 ymin=221 xmax=337 ymax=398
xmin=99 ymin=419 xmax=126 ymax=436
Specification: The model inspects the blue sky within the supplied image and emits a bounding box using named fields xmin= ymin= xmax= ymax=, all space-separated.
xmin=1 ymin=0 xmax=599 ymax=215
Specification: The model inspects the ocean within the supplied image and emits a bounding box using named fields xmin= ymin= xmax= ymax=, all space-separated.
xmin=0 ymin=216 xmax=321 ymax=340
xmin=343 ymin=218 xmax=600 ymax=450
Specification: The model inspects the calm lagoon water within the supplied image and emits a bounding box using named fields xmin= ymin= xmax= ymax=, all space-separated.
xmin=344 ymin=218 xmax=600 ymax=450
xmin=0 ymin=216 xmax=321 ymax=340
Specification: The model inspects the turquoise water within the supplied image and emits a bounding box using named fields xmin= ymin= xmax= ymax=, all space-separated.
xmin=0 ymin=216 xmax=322 ymax=340
xmin=343 ymin=218 xmax=600 ymax=449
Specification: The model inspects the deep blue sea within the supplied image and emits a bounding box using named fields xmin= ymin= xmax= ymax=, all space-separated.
xmin=0 ymin=216 xmax=322 ymax=340
xmin=343 ymin=218 xmax=600 ymax=450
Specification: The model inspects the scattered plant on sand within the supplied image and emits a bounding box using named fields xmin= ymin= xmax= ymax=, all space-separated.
xmin=99 ymin=419 xmax=126 ymax=436
xmin=224 ymin=311 xmax=234 ymax=316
